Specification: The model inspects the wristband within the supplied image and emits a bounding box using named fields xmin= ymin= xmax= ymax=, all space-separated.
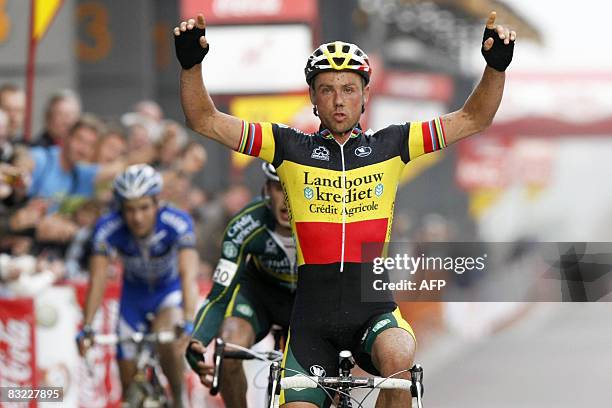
xmin=182 ymin=320 xmax=194 ymax=336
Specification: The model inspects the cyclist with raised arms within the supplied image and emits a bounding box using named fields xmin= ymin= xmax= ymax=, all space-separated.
xmin=187 ymin=163 xmax=296 ymax=407
xmin=77 ymin=164 xmax=199 ymax=407
xmin=175 ymin=11 xmax=515 ymax=407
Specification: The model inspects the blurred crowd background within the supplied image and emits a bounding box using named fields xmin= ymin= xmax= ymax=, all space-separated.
xmin=2 ymin=0 xmax=612 ymax=331
xmin=1 ymin=0 xmax=612 ymax=406
xmin=2 ymin=0 xmax=610 ymax=304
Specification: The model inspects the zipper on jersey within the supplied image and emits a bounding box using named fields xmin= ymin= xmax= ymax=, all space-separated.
xmin=138 ymin=237 xmax=154 ymax=292
xmin=338 ymin=142 xmax=347 ymax=273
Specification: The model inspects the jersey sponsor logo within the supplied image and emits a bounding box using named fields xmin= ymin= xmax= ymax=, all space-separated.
xmin=278 ymin=123 xmax=309 ymax=136
xmin=303 ymin=171 xmax=384 ymax=203
xmin=161 ymin=211 xmax=190 ymax=234
xmin=93 ymin=217 xmax=122 ymax=245
xmin=178 ymin=232 xmax=196 ymax=247
xmin=355 ymin=146 xmax=372 ymax=157
xmin=372 ymin=318 xmax=391 ymax=333
xmin=375 ymin=183 xmax=384 ymax=197
xmin=235 ymin=303 xmax=254 ymax=317
xmin=309 ymin=365 xmax=327 ymax=377
xmin=311 ymin=146 xmax=330 ymax=161
xmin=264 ymin=238 xmax=278 ymax=255
xmin=123 ymin=252 xmax=178 ymax=281
xmin=301 ymin=170 xmax=387 ymax=218
xmin=222 ymin=241 xmax=238 ymax=258
xmin=227 ymin=214 xmax=262 ymax=245
xmin=303 ymin=187 xmax=314 ymax=200
xmin=149 ymin=230 xmax=168 ymax=247
xmin=257 ymin=256 xmax=293 ymax=276
xmin=212 ymin=259 xmax=238 ymax=287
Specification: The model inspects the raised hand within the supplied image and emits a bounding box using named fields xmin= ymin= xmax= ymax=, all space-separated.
xmin=481 ymin=11 xmax=516 ymax=72
xmin=173 ymin=14 xmax=210 ymax=70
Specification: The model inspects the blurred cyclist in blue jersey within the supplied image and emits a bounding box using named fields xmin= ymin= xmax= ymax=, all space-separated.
xmin=77 ymin=164 xmax=199 ymax=407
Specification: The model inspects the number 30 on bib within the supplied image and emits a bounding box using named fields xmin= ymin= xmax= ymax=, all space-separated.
xmin=212 ymin=259 xmax=238 ymax=287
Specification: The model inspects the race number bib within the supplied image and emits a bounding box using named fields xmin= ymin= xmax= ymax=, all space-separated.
xmin=212 ymin=259 xmax=238 ymax=287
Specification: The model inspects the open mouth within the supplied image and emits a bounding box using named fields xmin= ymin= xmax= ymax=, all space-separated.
xmin=333 ymin=112 xmax=347 ymax=122
xmin=279 ymin=208 xmax=289 ymax=220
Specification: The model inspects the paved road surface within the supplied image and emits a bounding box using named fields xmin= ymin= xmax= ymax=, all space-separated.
xmin=421 ymin=303 xmax=612 ymax=408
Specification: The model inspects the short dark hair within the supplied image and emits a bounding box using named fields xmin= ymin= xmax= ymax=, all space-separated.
xmin=69 ymin=113 xmax=104 ymax=138
xmin=45 ymin=89 xmax=81 ymax=117
xmin=0 ymin=83 xmax=23 ymax=95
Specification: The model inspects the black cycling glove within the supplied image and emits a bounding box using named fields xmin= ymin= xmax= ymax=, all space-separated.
xmin=174 ymin=26 xmax=210 ymax=70
xmin=481 ymin=27 xmax=514 ymax=72
xmin=185 ymin=340 xmax=205 ymax=372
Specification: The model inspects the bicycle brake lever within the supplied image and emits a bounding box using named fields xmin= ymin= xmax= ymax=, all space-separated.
xmin=210 ymin=338 xmax=225 ymax=396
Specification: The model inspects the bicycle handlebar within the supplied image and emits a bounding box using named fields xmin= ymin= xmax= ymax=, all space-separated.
xmin=93 ymin=330 xmax=177 ymax=345
xmin=280 ymin=376 xmax=413 ymax=390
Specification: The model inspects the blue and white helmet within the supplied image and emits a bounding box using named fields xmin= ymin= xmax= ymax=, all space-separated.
xmin=113 ymin=164 xmax=163 ymax=203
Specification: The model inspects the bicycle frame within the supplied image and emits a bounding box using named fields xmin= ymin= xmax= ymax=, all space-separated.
xmin=93 ymin=330 xmax=177 ymax=408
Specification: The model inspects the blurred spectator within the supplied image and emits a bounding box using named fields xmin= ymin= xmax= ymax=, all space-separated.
xmin=0 ymin=160 xmax=28 ymax=202
xmin=0 ymin=84 xmax=25 ymax=142
xmin=198 ymin=184 xmax=252 ymax=270
xmin=94 ymin=128 xmax=129 ymax=203
xmin=27 ymin=114 xmax=104 ymax=201
xmin=0 ymin=112 xmax=30 ymax=242
xmin=0 ymin=109 xmax=12 ymax=162
xmin=96 ymin=127 xmax=128 ymax=164
xmin=34 ymin=89 xmax=82 ymax=147
xmin=122 ymin=112 xmax=162 ymax=152
xmin=134 ymin=99 xmax=163 ymax=124
xmin=156 ymin=120 xmax=188 ymax=170
xmin=9 ymin=115 xmax=132 ymax=247
xmin=64 ymin=199 xmax=103 ymax=278
xmin=177 ymin=141 xmax=207 ymax=177
xmin=160 ymin=170 xmax=191 ymax=209
xmin=0 ymin=253 xmax=65 ymax=297
xmin=0 ymin=163 xmax=13 ymax=201
xmin=186 ymin=186 xmax=208 ymax=219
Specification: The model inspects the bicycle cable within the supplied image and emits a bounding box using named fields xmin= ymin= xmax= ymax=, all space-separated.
xmin=224 ymin=342 xmax=283 ymax=362
xmin=253 ymin=361 xmax=276 ymax=390
xmin=357 ymin=368 xmax=412 ymax=406
xmin=222 ymin=342 xmax=284 ymax=390
xmin=282 ymin=367 xmax=337 ymax=404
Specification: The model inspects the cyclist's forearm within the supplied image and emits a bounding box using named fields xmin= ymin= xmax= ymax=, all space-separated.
xmin=180 ymin=67 xmax=216 ymax=136
xmin=463 ymin=67 xmax=504 ymax=130
xmin=83 ymin=255 xmax=109 ymax=326
xmin=191 ymin=278 xmax=236 ymax=346
xmin=180 ymin=67 xmax=244 ymax=150
xmin=191 ymin=298 xmax=226 ymax=347
xmin=441 ymin=66 xmax=505 ymax=145
xmin=179 ymin=248 xmax=199 ymax=320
